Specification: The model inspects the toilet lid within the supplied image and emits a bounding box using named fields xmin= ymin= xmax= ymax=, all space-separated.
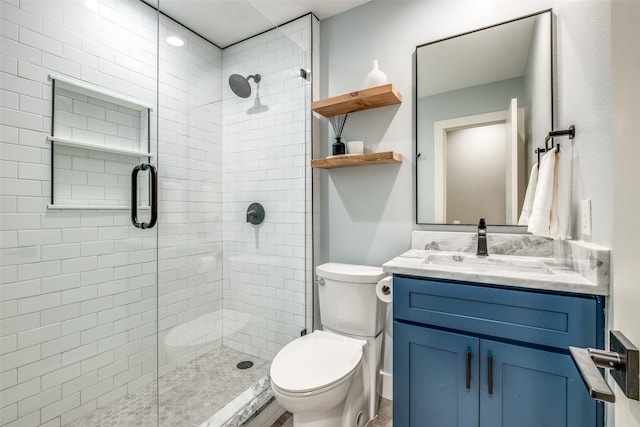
xmin=316 ymin=263 xmax=386 ymax=283
xmin=270 ymin=331 xmax=364 ymax=393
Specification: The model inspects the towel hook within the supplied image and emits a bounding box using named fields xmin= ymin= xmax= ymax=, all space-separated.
xmin=545 ymin=125 xmax=576 ymax=151
xmin=537 ymin=125 xmax=576 ymax=164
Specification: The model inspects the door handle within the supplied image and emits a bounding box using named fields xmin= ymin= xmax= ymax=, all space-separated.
xmin=487 ymin=354 xmax=493 ymax=395
xmin=569 ymin=330 xmax=639 ymax=402
xmin=466 ymin=350 xmax=471 ymax=389
xmin=131 ymin=163 xmax=157 ymax=229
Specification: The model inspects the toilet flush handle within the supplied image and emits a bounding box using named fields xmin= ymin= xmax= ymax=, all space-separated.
xmin=318 ymin=278 xmax=325 ymax=286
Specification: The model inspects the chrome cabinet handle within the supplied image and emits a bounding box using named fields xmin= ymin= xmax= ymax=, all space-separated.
xmin=131 ymin=163 xmax=157 ymax=229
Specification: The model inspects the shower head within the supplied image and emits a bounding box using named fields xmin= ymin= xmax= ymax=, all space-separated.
xmin=229 ymin=73 xmax=261 ymax=98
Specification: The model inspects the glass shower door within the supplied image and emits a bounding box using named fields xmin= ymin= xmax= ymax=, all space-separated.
xmin=0 ymin=1 xmax=162 ymax=426
xmin=154 ymin=7 xmax=314 ymax=426
xmin=153 ymin=6 xmax=228 ymax=426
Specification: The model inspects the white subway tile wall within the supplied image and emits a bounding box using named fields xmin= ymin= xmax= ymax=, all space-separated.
xmin=1 ymin=0 xmax=164 ymax=425
xmin=1 ymin=1 xmax=313 ymax=426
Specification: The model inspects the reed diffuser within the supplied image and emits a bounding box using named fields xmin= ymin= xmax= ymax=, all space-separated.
xmin=329 ymin=114 xmax=348 ymax=155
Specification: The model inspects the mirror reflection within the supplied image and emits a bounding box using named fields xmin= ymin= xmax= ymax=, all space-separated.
xmin=416 ymin=10 xmax=552 ymax=225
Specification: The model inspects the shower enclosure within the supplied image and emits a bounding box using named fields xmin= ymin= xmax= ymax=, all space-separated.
xmin=0 ymin=1 xmax=317 ymax=426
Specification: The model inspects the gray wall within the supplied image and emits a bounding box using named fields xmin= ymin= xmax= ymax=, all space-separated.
xmin=523 ymin=11 xmax=553 ymax=173
xmin=319 ymin=0 xmax=612 ymax=376
xmin=319 ymin=0 xmax=612 ymax=265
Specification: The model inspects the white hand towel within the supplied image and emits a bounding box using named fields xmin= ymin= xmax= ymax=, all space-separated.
xmin=518 ymin=163 xmax=539 ymax=226
xmin=549 ymin=146 xmax=570 ymax=239
xmin=527 ymin=148 xmax=556 ymax=237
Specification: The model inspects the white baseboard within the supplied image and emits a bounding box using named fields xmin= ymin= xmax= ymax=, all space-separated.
xmin=381 ymin=371 xmax=392 ymax=400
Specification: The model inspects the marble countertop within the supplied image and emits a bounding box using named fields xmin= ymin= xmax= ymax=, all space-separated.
xmin=383 ymin=249 xmax=609 ymax=296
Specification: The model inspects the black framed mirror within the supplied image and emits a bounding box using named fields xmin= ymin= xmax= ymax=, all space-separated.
xmin=416 ymin=10 xmax=553 ymax=226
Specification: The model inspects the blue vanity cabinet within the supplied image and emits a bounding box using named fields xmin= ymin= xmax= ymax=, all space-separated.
xmin=395 ymin=321 xmax=480 ymax=426
xmin=479 ymin=339 xmax=596 ymax=427
xmin=393 ymin=275 xmax=605 ymax=427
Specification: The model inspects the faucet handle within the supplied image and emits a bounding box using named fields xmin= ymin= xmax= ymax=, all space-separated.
xmin=477 ymin=218 xmax=489 ymax=257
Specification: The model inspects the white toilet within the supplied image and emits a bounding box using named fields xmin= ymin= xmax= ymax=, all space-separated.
xmin=270 ymin=263 xmax=387 ymax=427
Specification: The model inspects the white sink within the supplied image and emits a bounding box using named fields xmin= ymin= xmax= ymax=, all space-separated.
xmin=383 ymin=244 xmax=608 ymax=296
xmin=423 ymin=253 xmax=554 ymax=275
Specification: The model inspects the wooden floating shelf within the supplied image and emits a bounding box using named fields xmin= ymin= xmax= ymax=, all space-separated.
xmin=311 ymin=151 xmax=403 ymax=169
xmin=312 ymin=84 xmax=402 ymax=117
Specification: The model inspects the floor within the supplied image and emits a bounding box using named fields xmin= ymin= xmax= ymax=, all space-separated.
xmin=271 ymin=398 xmax=392 ymax=427
xmin=64 ymin=346 xmax=269 ymax=427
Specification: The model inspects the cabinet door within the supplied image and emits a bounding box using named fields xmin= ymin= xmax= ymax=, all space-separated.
xmin=480 ymin=339 xmax=597 ymax=427
xmin=394 ymin=321 xmax=479 ymax=427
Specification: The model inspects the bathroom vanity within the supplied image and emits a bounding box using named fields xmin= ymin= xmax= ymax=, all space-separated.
xmin=384 ymin=232 xmax=610 ymax=427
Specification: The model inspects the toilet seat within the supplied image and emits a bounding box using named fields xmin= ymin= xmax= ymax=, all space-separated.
xmin=270 ymin=331 xmax=364 ymax=394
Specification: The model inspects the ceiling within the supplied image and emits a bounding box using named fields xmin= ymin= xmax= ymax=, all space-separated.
xmin=150 ymin=0 xmax=370 ymax=48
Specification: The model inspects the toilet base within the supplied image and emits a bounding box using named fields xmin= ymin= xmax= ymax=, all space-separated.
xmin=324 ymin=328 xmax=384 ymax=421
xmin=291 ymin=369 xmax=368 ymax=427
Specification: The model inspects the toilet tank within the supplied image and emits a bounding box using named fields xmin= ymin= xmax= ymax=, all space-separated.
xmin=316 ymin=263 xmax=387 ymax=337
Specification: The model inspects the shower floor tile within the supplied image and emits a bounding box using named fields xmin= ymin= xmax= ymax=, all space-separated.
xmin=64 ymin=346 xmax=269 ymax=427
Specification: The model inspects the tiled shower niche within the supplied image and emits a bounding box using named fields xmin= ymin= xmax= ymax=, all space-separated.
xmin=48 ymin=75 xmax=152 ymax=209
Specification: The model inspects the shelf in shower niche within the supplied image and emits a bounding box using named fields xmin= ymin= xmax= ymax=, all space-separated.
xmin=49 ymin=73 xmax=154 ymax=111
xmin=47 ymin=204 xmax=150 ymax=210
xmin=47 ymin=136 xmax=153 ymax=158
xmin=311 ymin=151 xmax=403 ymax=169
xmin=311 ymin=84 xmax=402 ymax=118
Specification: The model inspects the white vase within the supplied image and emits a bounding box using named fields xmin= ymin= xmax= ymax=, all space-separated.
xmin=364 ymin=60 xmax=388 ymax=88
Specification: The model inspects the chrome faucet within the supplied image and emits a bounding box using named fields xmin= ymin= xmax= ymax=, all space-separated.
xmin=477 ymin=218 xmax=488 ymax=257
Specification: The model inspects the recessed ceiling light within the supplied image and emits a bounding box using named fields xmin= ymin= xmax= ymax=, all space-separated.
xmin=166 ymin=36 xmax=184 ymax=47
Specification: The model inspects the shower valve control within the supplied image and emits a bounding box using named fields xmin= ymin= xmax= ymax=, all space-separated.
xmin=246 ymin=202 xmax=265 ymax=225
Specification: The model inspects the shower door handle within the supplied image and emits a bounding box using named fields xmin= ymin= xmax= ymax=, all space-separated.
xmin=131 ymin=163 xmax=157 ymax=229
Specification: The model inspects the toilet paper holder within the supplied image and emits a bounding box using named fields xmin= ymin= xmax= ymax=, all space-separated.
xmin=376 ymin=276 xmax=393 ymax=304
